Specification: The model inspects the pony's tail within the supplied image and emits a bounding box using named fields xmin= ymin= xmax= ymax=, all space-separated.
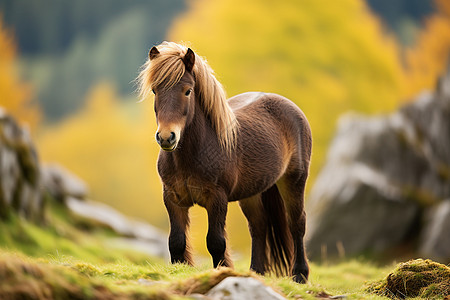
xmin=261 ymin=184 xmax=294 ymax=277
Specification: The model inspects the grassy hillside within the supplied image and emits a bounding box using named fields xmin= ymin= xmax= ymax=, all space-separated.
xmin=0 ymin=197 xmax=396 ymax=299
xmin=0 ymin=252 xmax=393 ymax=299
xmin=3 ymin=196 xmax=449 ymax=299
xmin=0 ymin=198 xmax=157 ymax=265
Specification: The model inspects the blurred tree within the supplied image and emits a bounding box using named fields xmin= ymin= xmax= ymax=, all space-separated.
xmin=366 ymin=0 xmax=434 ymax=45
xmin=0 ymin=0 xmax=186 ymax=121
xmin=0 ymin=0 xmax=183 ymax=55
xmin=0 ymin=17 xmax=39 ymax=127
xmin=38 ymin=7 xmax=168 ymax=119
xmin=403 ymin=0 xmax=450 ymax=98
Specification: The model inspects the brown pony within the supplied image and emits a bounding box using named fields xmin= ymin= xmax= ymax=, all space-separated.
xmin=137 ymin=42 xmax=312 ymax=283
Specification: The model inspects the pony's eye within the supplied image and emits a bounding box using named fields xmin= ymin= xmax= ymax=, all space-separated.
xmin=152 ymin=89 xmax=156 ymax=95
xmin=185 ymin=89 xmax=192 ymax=96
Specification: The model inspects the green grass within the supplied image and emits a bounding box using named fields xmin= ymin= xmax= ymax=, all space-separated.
xmin=0 ymin=200 xmax=160 ymax=266
xmin=0 ymin=250 xmax=395 ymax=300
xmin=0 ymin=201 xmax=408 ymax=299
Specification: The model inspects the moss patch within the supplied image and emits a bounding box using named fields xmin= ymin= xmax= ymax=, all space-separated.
xmin=0 ymin=255 xmax=107 ymax=299
xmin=366 ymin=258 xmax=450 ymax=299
xmin=0 ymin=253 xmax=172 ymax=300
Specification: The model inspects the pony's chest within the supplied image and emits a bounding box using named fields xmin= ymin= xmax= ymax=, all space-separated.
xmin=158 ymin=153 xmax=229 ymax=207
xmin=165 ymin=176 xmax=212 ymax=208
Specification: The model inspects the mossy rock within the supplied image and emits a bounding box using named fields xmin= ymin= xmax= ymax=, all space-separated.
xmin=170 ymin=267 xmax=254 ymax=295
xmin=366 ymin=259 xmax=450 ymax=299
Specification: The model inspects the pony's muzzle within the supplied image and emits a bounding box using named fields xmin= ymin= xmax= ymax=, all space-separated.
xmin=156 ymin=131 xmax=177 ymax=151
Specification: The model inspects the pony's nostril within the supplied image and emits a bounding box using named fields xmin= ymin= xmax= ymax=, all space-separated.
xmin=156 ymin=132 xmax=161 ymax=143
xmin=168 ymin=132 xmax=176 ymax=143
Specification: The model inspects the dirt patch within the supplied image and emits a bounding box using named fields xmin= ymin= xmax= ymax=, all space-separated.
xmin=366 ymin=258 xmax=450 ymax=299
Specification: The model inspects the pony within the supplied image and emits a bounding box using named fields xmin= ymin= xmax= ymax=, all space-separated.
xmin=137 ymin=42 xmax=312 ymax=283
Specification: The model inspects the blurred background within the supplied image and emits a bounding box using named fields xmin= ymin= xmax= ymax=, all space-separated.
xmin=1 ymin=0 xmax=449 ymax=261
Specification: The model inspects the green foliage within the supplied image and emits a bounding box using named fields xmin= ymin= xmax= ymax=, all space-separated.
xmin=33 ymin=7 xmax=178 ymax=120
xmin=0 ymin=0 xmax=184 ymax=55
xmin=366 ymin=0 xmax=434 ymax=45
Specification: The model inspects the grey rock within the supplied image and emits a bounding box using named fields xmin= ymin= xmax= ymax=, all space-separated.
xmin=205 ymin=277 xmax=286 ymax=300
xmin=107 ymin=237 xmax=168 ymax=259
xmin=0 ymin=107 xmax=43 ymax=221
xmin=137 ymin=278 xmax=163 ymax=286
xmin=67 ymin=197 xmax=168 ymax=259
xmin=190 ymin=294 xmax=213 ymax=300
xmin=306 ymin=68 xmax=450 ymax=262
xmin=419 ymin=200 xmax=450 ymax=261
xmin=41 ymin=163 xmax=88 ymax=203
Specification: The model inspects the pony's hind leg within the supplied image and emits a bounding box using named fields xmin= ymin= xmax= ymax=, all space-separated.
xmin=239 ymin=195 xmax=267 ymax=274
xmin=163 ymin=190 xmax=193 ymax=265
xmin=278 ymin=172 xmax=310 ymax=283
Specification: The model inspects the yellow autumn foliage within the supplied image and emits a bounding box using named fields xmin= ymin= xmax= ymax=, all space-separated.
xmin=0 ymin=17 xmax=39 ymax=127
xmin=169 ymin=0 xmax=405 ymax=179
xmin=403 ymin=0 xmax=450 ymax=98
xmin=168 ymin=0 xmax=406 ymax=255
xmin=37 ymin=82 xmax=167 ymax=227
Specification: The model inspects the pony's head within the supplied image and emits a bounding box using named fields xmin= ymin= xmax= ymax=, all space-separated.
xmin=144 ymin=44 xmax=195 ymax=151
xmin=137 ymin=42 xmax=238 ymax=153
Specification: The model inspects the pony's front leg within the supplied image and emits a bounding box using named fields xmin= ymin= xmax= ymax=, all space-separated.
xmin=163 ymin=190 xmax=193 ymax=265
xmin=206 ymin=191 xmax=233 ymax=268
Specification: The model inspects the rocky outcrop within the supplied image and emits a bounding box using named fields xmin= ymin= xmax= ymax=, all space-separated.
xmin=419 ymin=200 xmax=450 ymax=262
xmin=67 ymin=198 xmax=168 ymax=259
xmin=41 ymin=163 xmax=88 ymax=204
xmin=0 ymin=108 xmax=43 ymax=221
xmin=0 ymin=107 xmax=168 ymax=259
xmin=306 ymin=69 xmax=450 ymax=263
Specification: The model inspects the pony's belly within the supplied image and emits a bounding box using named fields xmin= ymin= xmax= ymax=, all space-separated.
xmin=229 ymin=172 xmax=281 ymax=201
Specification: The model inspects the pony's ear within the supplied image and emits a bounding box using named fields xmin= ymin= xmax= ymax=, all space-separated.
xmin=148 ymin=46 xmax=160 ymax=60
xmin=183 ymin=48 xmax=195 ymax=73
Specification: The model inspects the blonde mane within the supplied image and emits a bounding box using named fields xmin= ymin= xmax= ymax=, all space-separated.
xmin=137 ymin=42 xmax=238 ymax=153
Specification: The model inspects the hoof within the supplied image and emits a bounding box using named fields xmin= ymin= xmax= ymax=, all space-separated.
xmin=293 ymin=273 xmax=308 ymax=284
xmin=293 ymin=265 xmax=309 ymax=284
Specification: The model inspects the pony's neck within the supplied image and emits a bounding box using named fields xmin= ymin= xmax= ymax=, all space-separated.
xmin=177 ymin=99 xmax=218 ymax=157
